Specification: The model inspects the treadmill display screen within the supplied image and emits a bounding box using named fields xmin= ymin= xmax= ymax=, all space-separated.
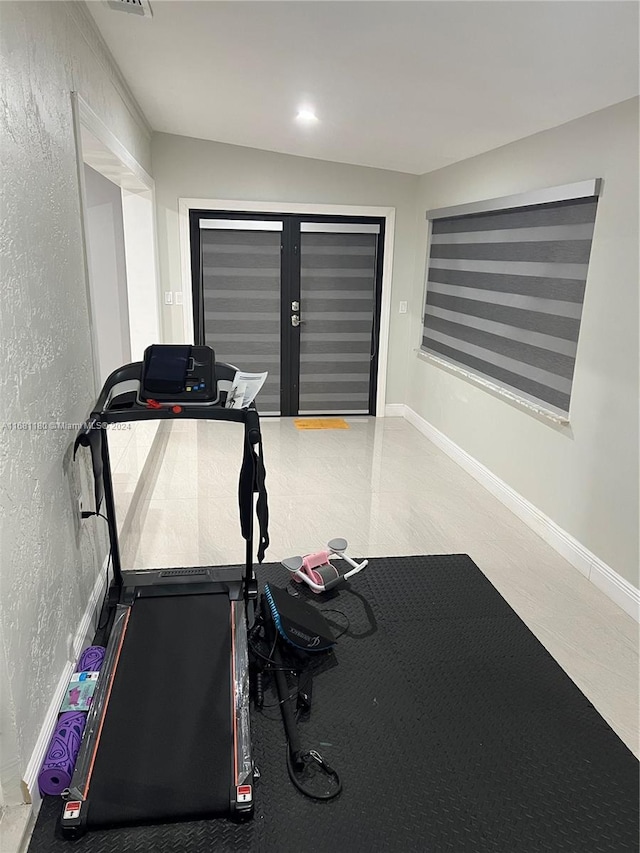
xmin=144 ymin=346 xmax=190 ymax=394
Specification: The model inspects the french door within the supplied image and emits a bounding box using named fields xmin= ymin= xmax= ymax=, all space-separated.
xmin=190 ymin=211 xmax=384 ymax=416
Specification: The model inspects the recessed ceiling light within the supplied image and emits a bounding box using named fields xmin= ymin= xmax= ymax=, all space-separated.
xmin=296 ymin=108 xmax=318 ymax=123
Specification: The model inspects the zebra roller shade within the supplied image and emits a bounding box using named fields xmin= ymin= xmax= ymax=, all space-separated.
xmin=422 ymin=196 xmax=599 ymax=416
xmin=299 ymin=232 xmax=377 ymax=414
xmin=201 ymin=229 xmax=281 ymax=414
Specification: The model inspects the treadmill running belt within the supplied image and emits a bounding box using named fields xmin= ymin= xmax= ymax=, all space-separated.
xmin=86 ymin=594 xmax=232 ymax=827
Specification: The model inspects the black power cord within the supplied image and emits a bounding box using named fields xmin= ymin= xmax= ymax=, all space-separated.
xmin=319 ymin=608 xmax=350 ymax=639
xmin=286 ymin=747 xmax=342 ymax=801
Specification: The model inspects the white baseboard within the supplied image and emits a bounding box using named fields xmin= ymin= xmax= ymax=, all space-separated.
xmin=384 ymin=403 xmax=406 ymax=417
xmin=403 ymin=406 xmax=640 ymax=622
xmin=588 ymin=560 xmax=640 ymax=620
xmin=21 ymin=558 xmax=109 ymax=805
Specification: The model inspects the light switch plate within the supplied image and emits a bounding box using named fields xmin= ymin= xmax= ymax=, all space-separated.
xmin=164 ymin=291 xmax=173 ymax=305
xmin=175 ymin=292 xmax=184 ymax=306
xmin=399 ymin=301 xmax=408 ymax=314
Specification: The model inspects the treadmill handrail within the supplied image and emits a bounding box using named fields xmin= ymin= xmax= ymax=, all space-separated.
xmin=74 ymin=359 xmax=269 ymax=590
xmin=87 ymin=361 xmax=256 ymax=428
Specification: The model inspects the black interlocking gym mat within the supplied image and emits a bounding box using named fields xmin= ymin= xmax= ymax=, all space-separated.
xmin=28 ymin=555 xmax=639 ymax=853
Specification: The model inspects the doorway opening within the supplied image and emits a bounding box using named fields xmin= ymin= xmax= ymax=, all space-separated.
xmin=72 ymin=93 xmax=161 ymax=390
xmin=183 ymin=204 xmax=395 ymax=417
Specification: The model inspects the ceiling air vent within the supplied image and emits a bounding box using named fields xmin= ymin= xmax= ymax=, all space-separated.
xmin=106 ymin=0 xmax=153 ymax=18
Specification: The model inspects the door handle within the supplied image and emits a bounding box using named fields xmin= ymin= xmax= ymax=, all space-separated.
xmin=291 ymin=314 xmax=305 ymax=328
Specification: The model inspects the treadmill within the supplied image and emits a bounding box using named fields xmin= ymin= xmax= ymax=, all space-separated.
xmin=61 ymin=345 xmax=268 ymax=837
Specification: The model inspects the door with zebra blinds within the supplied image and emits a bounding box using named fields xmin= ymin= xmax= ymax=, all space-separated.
xmin=190 ymin=213 xmax=384 ymax=416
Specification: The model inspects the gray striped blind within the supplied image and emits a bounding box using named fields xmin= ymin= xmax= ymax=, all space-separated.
xmin=299 ymin=232 xmax=376 ymax=414
xmin=422 ymin=197 xmax=599 ymax=416
xmin=201 ymin=229 xmax=281 ymax=414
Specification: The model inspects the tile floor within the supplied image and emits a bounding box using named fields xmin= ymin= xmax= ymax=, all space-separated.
xmin=109 ymin=416 xmax=639 ymax=757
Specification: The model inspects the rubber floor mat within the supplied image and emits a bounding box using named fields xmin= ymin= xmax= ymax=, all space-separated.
xmin=28 ymin=555 xmax=639 ymax=853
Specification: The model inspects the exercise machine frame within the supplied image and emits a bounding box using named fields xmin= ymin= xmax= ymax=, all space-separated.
xmin=61 ymin=359 xmax=266 ymax=836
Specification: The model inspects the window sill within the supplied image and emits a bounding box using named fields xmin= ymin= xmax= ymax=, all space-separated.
xmin=414 ymin=349 xmax=570 ymax=426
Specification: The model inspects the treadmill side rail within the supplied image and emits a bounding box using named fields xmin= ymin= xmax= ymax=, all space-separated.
xmin=64 ymin=605 xmax=131 ymax=804
xmin=231 ymin=600 xmax=253 ymax=818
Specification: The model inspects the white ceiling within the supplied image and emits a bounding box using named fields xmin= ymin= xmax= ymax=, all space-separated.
xmin=88 ymin=0 xmax=639 ymax=175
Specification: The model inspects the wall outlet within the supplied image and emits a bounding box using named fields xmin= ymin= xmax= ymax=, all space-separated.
xmin=164 ymin=291 xmax=173 ymax=305
xmin=399 ymin=301 xmax=408 ymax=314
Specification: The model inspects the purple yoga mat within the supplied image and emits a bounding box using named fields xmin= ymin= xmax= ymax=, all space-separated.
xmin=38 ymin=711 xmax=86 ymax=795
xmin=77 ymin=645 xmax=105 ymax=673
xmin=37 ymin=646 xmax=105 ymax=796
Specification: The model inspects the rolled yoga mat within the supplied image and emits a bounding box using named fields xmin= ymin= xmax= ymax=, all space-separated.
xmin=77 ymin=645 xmax=105 ymax=673
xmin=38 ymin=646 xmax=106 ymax=796
xmin=38 ymin=712 xmax=87 ymax=796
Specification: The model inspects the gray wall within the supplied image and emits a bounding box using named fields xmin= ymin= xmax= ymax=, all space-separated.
xmin=151 ymin=133 xmax=418 ymax=404
xmin=0 ymin=0 xmax=150 ymax=804
xmin=407 ymin=98 xmax=639 ymax=586
xmin=152 ymin=111 xmax=639 ymax=587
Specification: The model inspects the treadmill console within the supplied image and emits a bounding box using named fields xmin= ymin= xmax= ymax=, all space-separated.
xmin=139 ymin=345 xmax=219 ymax=406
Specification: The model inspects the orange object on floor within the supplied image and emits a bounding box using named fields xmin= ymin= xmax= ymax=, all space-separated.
xmin=293 ymin=418 xmax=350 ymax=430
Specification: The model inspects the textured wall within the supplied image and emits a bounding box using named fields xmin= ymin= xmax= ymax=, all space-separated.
xmin=408 ymin=99 xmax=639 ymax=586
xmin=151 ymin=133 xmax=419 ymax=404
xmin=0 ymin=1 xmax=150 ymax=803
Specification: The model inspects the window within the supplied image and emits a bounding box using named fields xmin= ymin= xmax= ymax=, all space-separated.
xmin=422 ymin=181 xmax=601 ymax=419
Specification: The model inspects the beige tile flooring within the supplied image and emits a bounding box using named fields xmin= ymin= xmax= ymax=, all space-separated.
xmin=110 ymin=416 xmax=639 ymax=757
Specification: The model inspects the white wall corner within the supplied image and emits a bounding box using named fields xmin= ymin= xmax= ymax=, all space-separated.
xmin=64 ymin=1 xmax=152 ymax=139
xmin=384 ymin=404 xmax=406 ymax=417
xmin=21 ymin=558 xmax=109 ymax=806
xmin=403 ymin=406 xmax=640 ymax=621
